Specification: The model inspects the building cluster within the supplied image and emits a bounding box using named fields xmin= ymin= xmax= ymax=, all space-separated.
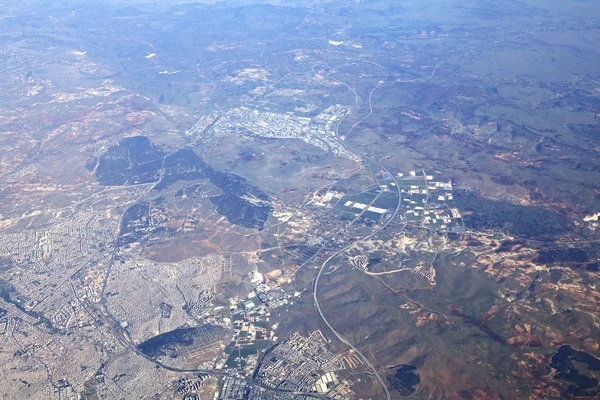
xmin=186 ymin=289 xmax=214 ymax=319
xmin=0 ymin=212 xmax=113 ymax=273
xmin=315 ymin=188 xmax=393 ymax=221
xmin=214 ymin=295 xmax=274 ymax=376
xmin=219 ymin=377 xmax=248 ymax=399
xmin=0 ymin=211 xmax=116 ymax=316
xmin=176 ymin=376 xmax=208 ymax=397
xmin=249 ymin=269 xmax=293 ymax=309
xmin=205 ymin=105 xmax=361 ymax=161
xmin=313 ymin=190 xmax=345 ymax=207
xmin=184 ymin=112 xmax=223 ymax=144
xmin=413 ymin=266 xmax=435 ymax=282
xmin=343 ymin=200 xmax=387 ymax=215
xmin=254 ymin=331 xmax=346 ymax=394
xmin=213 ymin=268 xmax=300 ymax=376
xmin=312 ymin=372 xmax=339 ymax=394
xmin=219 ymin=377 xmax=312 ymax=400
xmin=398 ymin=171 xmax=463 ymax=231
xmin=350 ymin=255 xmax=369 ymax=270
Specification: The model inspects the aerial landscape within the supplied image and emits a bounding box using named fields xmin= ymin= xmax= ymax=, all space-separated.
xmin=0 ymin=0 xmax=599 ymax=399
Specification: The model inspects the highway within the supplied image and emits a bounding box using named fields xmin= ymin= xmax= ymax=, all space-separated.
xmin=92 ymin=157 xmax=329 ymax=399
xmin=92 ymin=78 xmax=400 ymax=399
xmin=312 ymin=79 xmax=403 ymax=400
xmin=92 ymin=296 xmax=328 ymax=399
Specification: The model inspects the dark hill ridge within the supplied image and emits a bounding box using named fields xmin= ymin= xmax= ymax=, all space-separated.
xmin=387 ymin=364 xmax=420 ymax=396
xmin=94 ymin=136 xmax=272 ymax=230
xmin=550 ymin=345 xmax=600 ymax=397
xmin=138 ymin=325 xmax=230 ymax=361
xmin=96 ymin=136 xmax=166 ymax=186
xmin=453 ymin=189 xmax=573 ymax=239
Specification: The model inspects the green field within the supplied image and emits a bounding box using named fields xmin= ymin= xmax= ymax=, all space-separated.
xmin=372 ymin=192 xmax=399 ymax=209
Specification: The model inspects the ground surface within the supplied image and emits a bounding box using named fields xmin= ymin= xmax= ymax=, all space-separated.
xmin=0 ymin=0 xmax=599 ymax=399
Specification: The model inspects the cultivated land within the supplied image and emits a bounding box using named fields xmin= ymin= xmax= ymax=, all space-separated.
xmin=0 ymin=0 xmax=600 ymax=399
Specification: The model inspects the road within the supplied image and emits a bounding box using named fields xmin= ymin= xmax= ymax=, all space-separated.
xmin=91 ymin=157 xmax=328 ymax=399
xmin=313 ymin=79 xmax=403 ymax=400
xmin=92 ymin=296 xmax=328 ymax=399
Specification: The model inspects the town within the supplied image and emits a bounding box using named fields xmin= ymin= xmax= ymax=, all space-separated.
xmin=196 ymin=105 xmax=361 ymax=162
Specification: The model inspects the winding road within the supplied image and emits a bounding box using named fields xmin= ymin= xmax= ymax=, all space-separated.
xmin=312 ymin=79 xmax=403 ymax=400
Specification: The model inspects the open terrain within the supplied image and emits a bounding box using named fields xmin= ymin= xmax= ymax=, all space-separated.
xmin=0 ymin=0 xmax=599 ymax=399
